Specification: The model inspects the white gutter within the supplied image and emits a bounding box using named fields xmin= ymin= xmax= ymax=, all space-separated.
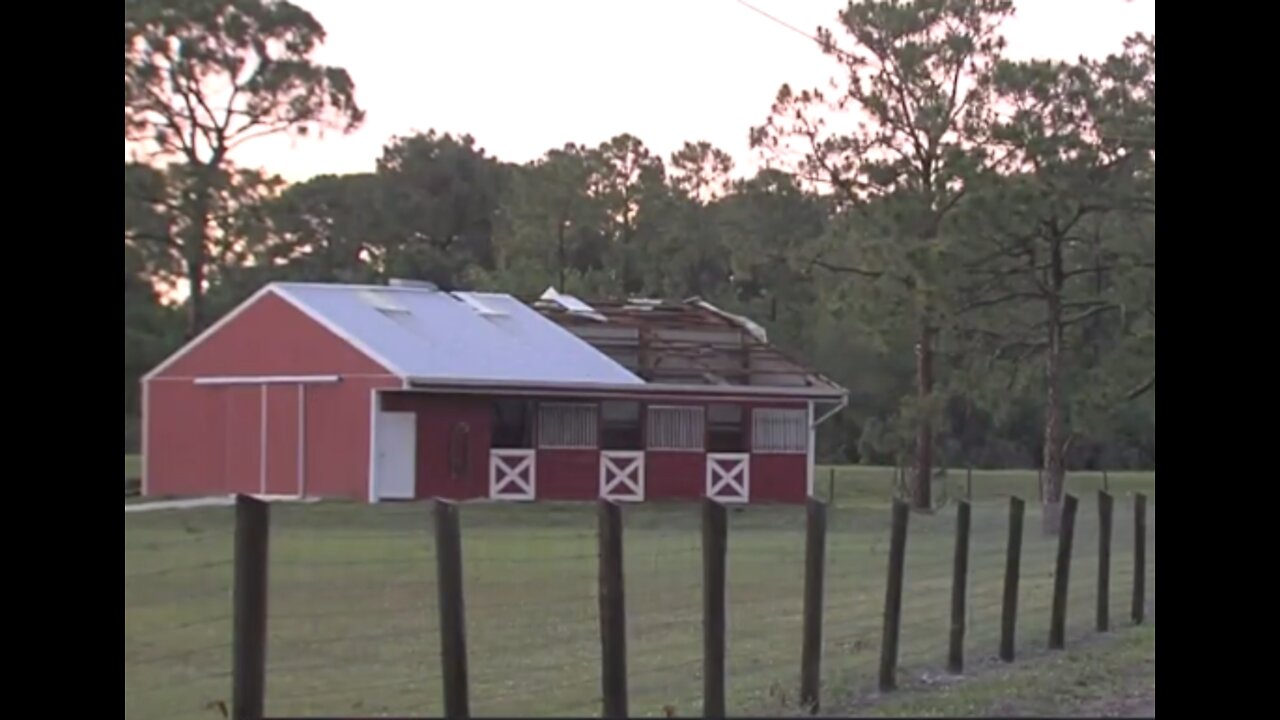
xmin=812 ymin=395 xmax=849 ymax=428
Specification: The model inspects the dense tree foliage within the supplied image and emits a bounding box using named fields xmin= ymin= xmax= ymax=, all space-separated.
xmin=125 ymin=0 xmax=363 ymax=334
xmin=123 ymin=1 xmax=1155 ymax=525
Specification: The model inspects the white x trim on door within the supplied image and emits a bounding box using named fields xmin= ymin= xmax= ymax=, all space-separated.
xmin=706 ymin=453 xmax=750 ymax=503
xmin=490 ymin=449 xmax=536 ymax=500
xmin=600 ymin=451 xmax=645 ymax=502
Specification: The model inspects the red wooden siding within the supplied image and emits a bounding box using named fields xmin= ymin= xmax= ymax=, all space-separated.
xmin=749 ymin=454 xmax=808 ymax=503
xmin=144 ymin=288 xmax=402 ymax=500
xmin=146 ymin=377 xmax=397 ymax=499
xmin=147 ymin=380 xmax=226 ymax=496
xmin=302 ymin=378 xmax=399 ymax=499
xmin=646 ymin=451 xmax=706 ymax=501
xmin=381 ymin=393 xmax=491 ymax=500
xmin=537 ymin=450 xmax=598 ymax=500
xmin=743 ymin=400 xmax=808 ymax=503
xmin=223 ymin=385 xmax=263 ymax=494
xmin=153 ymin=291 xmax=391 ymax=379
xmin=264 ymin=385 xmax=300 ymax=495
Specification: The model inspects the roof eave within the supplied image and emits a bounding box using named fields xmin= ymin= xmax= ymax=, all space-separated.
xmin=404 ymin=375 xmax=848 ymax=400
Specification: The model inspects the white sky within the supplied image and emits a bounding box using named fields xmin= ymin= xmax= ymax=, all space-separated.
xmin=232 ymin=0 xmax=1156 ymax=182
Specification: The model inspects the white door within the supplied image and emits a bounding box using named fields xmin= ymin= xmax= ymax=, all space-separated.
xmin=374 ymin=411 xmax=417 ymax=500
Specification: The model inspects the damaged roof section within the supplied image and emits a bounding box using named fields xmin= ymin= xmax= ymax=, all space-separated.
xmin=531 ymin=288 xmax=843 ymax=393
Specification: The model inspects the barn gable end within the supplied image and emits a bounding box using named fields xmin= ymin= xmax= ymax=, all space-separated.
xmin=146 ymin=288 xmax=399 ymax=381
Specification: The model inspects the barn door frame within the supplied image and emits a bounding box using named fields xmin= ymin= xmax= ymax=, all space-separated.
xmin=368 ymin=388 xmax=419 ymax=502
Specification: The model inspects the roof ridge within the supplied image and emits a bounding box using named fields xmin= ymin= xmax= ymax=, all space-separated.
xmin=269 ymin=281 xmax=520 ymax=301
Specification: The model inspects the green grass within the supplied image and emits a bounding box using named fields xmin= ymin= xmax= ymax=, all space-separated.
xmin=812 ymin=465 xmax=1156 ymax=508
xmin=847 ymin=623 xmax=1156 ymax=717
xmin=124 ymin=468 xmax=1154 ymax=719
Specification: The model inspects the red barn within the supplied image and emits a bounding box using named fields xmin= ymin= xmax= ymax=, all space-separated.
xmin=142 ymin=280 xmax=846 ymax=504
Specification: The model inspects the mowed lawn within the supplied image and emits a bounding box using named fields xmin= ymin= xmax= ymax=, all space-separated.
xmin=124 ymin=466 xmax=1155 ymax=719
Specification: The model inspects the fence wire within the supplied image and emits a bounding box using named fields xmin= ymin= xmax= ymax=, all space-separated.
xmin=265 ymin=501 xmax=439 ymax=718
xmin=461 ymin=502 xmax=600 ymax=718
xmin=624 ymin=504 xmax=703 ymax=718
xmin=822 ymin=503 xmax=893 ymax=703
xmin=124 ymin=507 xmax=235 ymax=720
xmin=724 ymin=505 xmax=807 ymax=716
xmin=125 ymin=477 xmax=1155 ymax=719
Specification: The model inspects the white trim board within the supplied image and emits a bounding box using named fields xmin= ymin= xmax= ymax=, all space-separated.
xmin=259 ymin=385 xmax=268 ymax=495
xmin=806 ymin=400 xmax=816 ymax=499
xmin=140 ymin=379 xmax=149 ymax=497
xmin=367 ymin=389 xmax=380 ymax=504
xmin=297 ymin=385 xmax=307 ymax=497
xmin=194 ymin=375 xmax=341 ymax=386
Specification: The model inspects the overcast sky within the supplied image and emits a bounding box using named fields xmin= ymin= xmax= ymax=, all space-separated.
xmin=232 ymin=0 xmax=1156 ymax=182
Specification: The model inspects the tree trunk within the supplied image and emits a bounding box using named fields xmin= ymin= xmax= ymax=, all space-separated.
xmin=912 ymin=322 xmax=934 ymax=510
xmin=1041 ymin=241 xmax=1066 ymax=535
xmin=1041 ymin=323 xmax=1065 ymax=534
xmin=183 ymin=184 xmax=212 ymax=340
xmin=556 ymin=220 xmax=567 ymax=291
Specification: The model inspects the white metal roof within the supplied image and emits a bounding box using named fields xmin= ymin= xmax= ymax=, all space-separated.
xmin=273 ymin=282 xmax=645 ymax=387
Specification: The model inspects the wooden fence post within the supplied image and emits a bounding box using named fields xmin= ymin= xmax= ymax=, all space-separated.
xmin=878 ymin=499 xmax=910 ymax=692
xmin=999 ymin=496 xmax=1024 ymax=662
xmin=1097 ymin=491 xmax=1114 ymax=632
xmin=1132 ymin=493 xmax=1147 ymax=625
xmin=948 ymin=500 xmax=972 ymax=674
xmin=1048 ymin=494 xmax=1079 ymax=650
xmin=829 ymin=467 xmax=836 ymax=505
xmin=702 ymin=499 xmax=728 ymax=719
xmin=232 ymin=495 xmax=269 ymax=720
xmin=598 ymin=500 xmax=628 ymax=719
xmin=800 ymin=498 xmax=828 ymax=713
xmin=434 ymin=500 xmax=470 ymax=719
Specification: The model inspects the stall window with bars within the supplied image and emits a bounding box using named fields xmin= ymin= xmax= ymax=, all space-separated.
xmin=752 ymin=408 xmax=808 ymax=454
xmin=537 ymin=402 xmax=598 ymax=449
xmin=646 ymin=405 xmax=705 ymax=451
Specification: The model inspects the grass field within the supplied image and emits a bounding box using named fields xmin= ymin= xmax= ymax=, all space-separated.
xmin=847 ymin=622 xmax=1156 ymax=717
xmin=124 ymin=465 xmax=1155 ymax=719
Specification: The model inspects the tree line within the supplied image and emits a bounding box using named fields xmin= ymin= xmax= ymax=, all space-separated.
xmin=125 ymin=0 xmax=1154 ymax=527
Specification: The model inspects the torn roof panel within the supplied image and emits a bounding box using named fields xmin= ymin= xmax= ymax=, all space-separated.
xmin=539 ymin=286 xmax=608 ymax=322
xmin=528 ymin=295 xmax=845 ymax=393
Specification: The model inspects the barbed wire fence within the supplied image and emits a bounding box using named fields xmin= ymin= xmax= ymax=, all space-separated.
xmin=822 ymin=503 xmax=893 ymax=702
xmin=623 ymin=504 xmax=703 ymax=718
xmin=124 ymin=508 xmax=235 ymax=720
xmin=462 ymin=503 xmax=599 ymax=718
xmin=124 ymin=474 xmax=1154 ymax=719
xmin=724 ymin=505 xmax=807 ymax=716
xmin=264 ymin=501 xmax=440 ymax=718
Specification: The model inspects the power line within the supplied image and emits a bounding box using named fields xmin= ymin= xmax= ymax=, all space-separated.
xmin=734 ymin=0 xmax=1153 ymax=147
xmin=735 ymin=0 xmax=825 ymax=48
